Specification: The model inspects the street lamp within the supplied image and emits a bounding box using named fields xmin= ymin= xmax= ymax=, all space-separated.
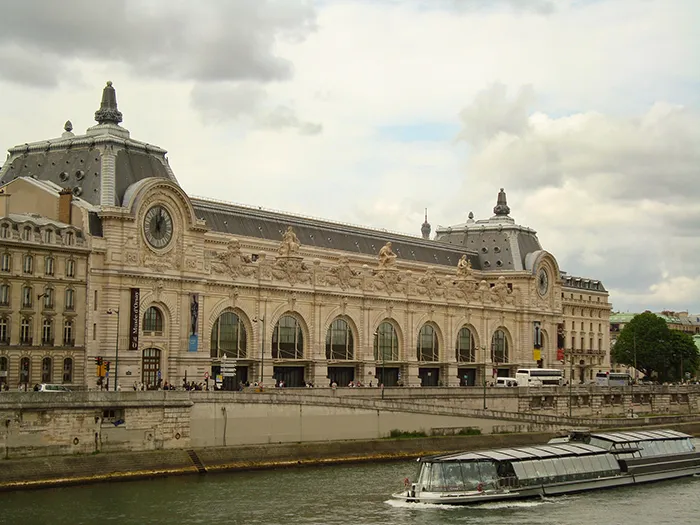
xmin=374 ymin=330 xmax=385 ymax=399
xmin=107 ymin=308 xmax=119 ymax=392
xmin=482 ymin=346 xmax=488 ymax=410
xmin=253 ymin=316 xmax=265 ymax=387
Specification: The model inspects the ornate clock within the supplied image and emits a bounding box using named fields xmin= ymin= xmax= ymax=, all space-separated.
xmin=143 ymin=205 xmax=173 ymax=249
xmin=537 ymin=268 xmax=549 ymax=296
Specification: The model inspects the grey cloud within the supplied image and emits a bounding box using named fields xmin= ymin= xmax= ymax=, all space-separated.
xmin=354 ymin=0 xmax=555 ymax=14
xmin=0 ymin=0 xmax=316 ymax=86
xmin=257 ymin=106 xmax=323 ymax=135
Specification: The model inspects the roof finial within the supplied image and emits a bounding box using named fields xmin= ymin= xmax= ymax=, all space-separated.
xmin=493 ymin=187 xmax=510 ymax=216
xmin=421 ymin=208 xmax=431 ymax=239
xmin=64 ymin=120 xmax=73 ymax=133
xmin=94 ymin=81 xmax=123 ymax=125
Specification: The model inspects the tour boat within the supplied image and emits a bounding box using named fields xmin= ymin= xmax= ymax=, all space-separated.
xmin=393 ymin=429 xmax=700 ymax=505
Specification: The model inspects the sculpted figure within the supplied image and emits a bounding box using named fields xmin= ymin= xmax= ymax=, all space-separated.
xmin=278 ymin=226 xmax=301 ymax=257
xmin=378 ymin=241 xmax=397 ymax=268
xmin=456 ymin=255 xmax=472 ymax=277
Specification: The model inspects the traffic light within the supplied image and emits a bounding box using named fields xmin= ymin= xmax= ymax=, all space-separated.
xmin=105 ymin=361 xmax=111 ymax=372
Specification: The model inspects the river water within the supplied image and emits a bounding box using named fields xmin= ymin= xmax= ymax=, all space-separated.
xmin=1 ymin=459 xmax=699 ymax=525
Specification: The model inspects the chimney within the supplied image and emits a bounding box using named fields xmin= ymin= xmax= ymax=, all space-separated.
xmin=0 ymin=189 xmax=10 ymax=217
xmin=58 ymin=188 xmax=73 ymax=224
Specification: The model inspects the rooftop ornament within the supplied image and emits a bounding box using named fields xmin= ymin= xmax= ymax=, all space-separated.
xmin=94 ymin=81 xmax=123 ymax=125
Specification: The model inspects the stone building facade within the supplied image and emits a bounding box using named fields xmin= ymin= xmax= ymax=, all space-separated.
xmin=0 ymin=82 xmax=612 ymax=390
xmin=0 ymin=180 xmax=89 ymax=389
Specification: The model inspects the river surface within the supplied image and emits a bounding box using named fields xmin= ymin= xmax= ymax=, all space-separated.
xmin=1 ymin=458 xmax=699 ymax=525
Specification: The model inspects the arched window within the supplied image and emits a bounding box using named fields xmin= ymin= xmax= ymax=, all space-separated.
xmin=0 ymin=316 xmax=9 ymax=343
xmin=1 ymin=253 xmax=11 ymax=272
xmin=143 ymin=306 xmax=164 ymax=333
xmin=65 ymin=231 xmax=75 ymax=246
xmin=22 ymin=285 xmax=32 ymax=308
xmin=326 ymin=318 xmax=354 ymax=360
xmin=43 ymin=287 xmax=54 ymax=309
xmin=42 ymin=318 xmax=53 ymax=345
xmin=23 ymin=254 xmax=33 ymax=274
xmin=0 ymin=283 xmax=10 ymax=307
xmin=66 ymin=259 xmax=75 ymax=277
xmin=62 ymin=357 xmax=73 ymax=384
xmin=142 ymin=347 xmax=161 ymax=387
xmin=44 ymin=256 xmax=54 ymax=276
xmin=20 ymin=317 xmax=32 ymax=344
xmin=456 ymin=326 xmax=475 ymax=363
xmin=0 ymin=355 xmax=8 ymax=388
xmin=44 ymin=229 xmax=53 ymax=244
xmin=374 ymin=321 xmax=399 ymax=361
xmin=19 ymin=356 xmax=30 ymax=384
xmin=63 ymin=319 xmax=74 ymax=346
xmin=0 ymin=224 xmax=9 ymax=239
xmin=210 ymin=311 xmax=247 ymax=358
xmin=417 ymin=324 xmax=439 ymax=362
xmin=22 ymin=226 xmax=32 ymax=241
xmin=65 ymin=289 xmax=75 ymax=310
xmin=491 ymin=329 xmax=509 ymax=364
xmin=272 ymin=315 xmax=303 ymax=359
xmin=42 ymin=356 xmax=52 ymax=383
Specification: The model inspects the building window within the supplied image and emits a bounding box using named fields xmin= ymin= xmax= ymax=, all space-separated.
xmin=210 ymin=311 xmax=247 ymax=359
xmin=94 ymin=290 xmax=97 ymax=311
xmin=571 ymin=335 xmax=576 ymax=350
xmin=20 ymin=318 xmax=32 ymax=344
xmin=22 ymin=226 xmax=32 ymax=241
xmin=142 ymin=347 xmax=161 ymax=387
xmin=44 ymin=229 xmax=53 ymax=243
xmin=456 ymin=326 xmax=475 ymax=363
xmin=1 ymin=253 xmax=10 ymax=272
xmin=41 ymin=356 xmax=52 ymax=383
xmin=417 ymin=324 xmax=439 ymax=362
xmin=374 ymin=321 xmax=399 ymax=361
xmin=66 ymin=259 xmax=75 ymax=277
xmin=63 ymin=357 xmax=73 ymax=384
xmin=325 ymin=318 xmax=354 ymax=360
xmin=63 ymin=319 xmax=74 ymax=346
xmin=65 ymin=231 xmax=74 ymax=246
xmin=93 ymin=323 xmax=96 ymax=340
xmin=0 ymin=224 xmax=9 ymax=239
xmin=0 ymin=317 xmax=9 ymax=344
xmin=19 ymin=357 xmax=30 ymax=384
xmin=143 ymin=306 xmax=164 ymax=334
xmin=22 ymin=286 xmax=33 ymax=308
xmin=580 ymin=337 xmax=585 ymax=350
xmin=272 ymin=315 xmax=303 ymax=359
xmin=42 ymin=318 xmax=53 ymax=345
xmin=0 ymin=356 xmax=8 ymax=388
xmin=598 ymin=338 xmax=602 ymax=351
xmin=44 ymin=256 xmax=55 ymax=276
xmin=43 ymin=287 xmax=54 ymax=309
xmin=491 ymin=329 xmax=509 ymax=364
xmin=23 ymin=254 xmax=33 ymax=274
xmin=0 ymin=284 xmax=10 ymax=307
xmin=65 ymin=289 xmax=75 ymax=311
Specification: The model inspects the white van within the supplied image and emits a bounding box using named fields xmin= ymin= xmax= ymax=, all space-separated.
xmin=495 ymin=377 xmax=519 ymax=387
xmin=37 ymin=384 xmax=71 ymax=392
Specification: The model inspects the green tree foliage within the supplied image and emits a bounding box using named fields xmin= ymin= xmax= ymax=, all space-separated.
xmin=612 ymin=312 xmax=700 ymax=382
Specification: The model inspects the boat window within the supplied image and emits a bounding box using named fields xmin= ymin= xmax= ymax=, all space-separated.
xmin=590 ymin=455 xmax=607 ymax=474
xmin=521 ymin=461 xmax=538 ymax=480
xmin=477 ymin=461 xmax=499 ymax=489
xmin=459 ymin=462 xmax=481 ymax=490
xmin=418 ymin=463 xmax=433 ymax=488
xmin=427 ymin=463 xmax=446 ymax=491
xmin=578 ymin=455 xmax=596 ymax=473
xmin=683 ymin=439 xmax=695 ymax=452
xmin=442 ymin=463 xmax=465 ymax=491
xmin=512 ymin=463 xmax=528 ymax=482
xmin=540 ymin=459 xmax=558 ymax=480
xmin=603 ymin=454 xmax=620 ymax=472
xmin=656 ymin=441 xmax=670 ymax=455
xmin=564 ymin=457 xmax=583 ymax=477
xmin=549 ymin=457 xmax=567 ymax=478
xmin=589 ymin=437 xmax=611 ymax=450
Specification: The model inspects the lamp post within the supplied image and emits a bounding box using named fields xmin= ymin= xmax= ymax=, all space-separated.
xmin=107 ymin=308 xmax=119 ymax=392
xmin=374 ymin=330 xmax=385 ymax=399
xmin=254 ymin=316 xmax=265 ymax=387
xmin=482 ymin=346 xmax=488 ymax=410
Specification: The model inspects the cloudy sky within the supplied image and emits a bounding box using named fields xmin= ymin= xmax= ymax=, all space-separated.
xmin=0 ymin=0 xmax=698 ymax=314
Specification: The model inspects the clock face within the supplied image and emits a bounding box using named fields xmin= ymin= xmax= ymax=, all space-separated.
xmin=537 ymin=268 xmax=549 ymax=296
xmin=143 ymin=205 xmax=173 ymax=249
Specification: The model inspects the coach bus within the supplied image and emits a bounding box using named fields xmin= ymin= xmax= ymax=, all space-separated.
xmin=515 ymin=368 xmax=563 ymax=386
xmin=595 ymin=371 xmax=632 ymax=386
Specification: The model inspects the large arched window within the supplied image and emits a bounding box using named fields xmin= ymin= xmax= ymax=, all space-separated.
xmin=374 ymin=321 xmax=399 ymax=361
xmin=417 ymin=324 xmax=439 ymax=362
xmin=456 ymin=326 xmax=475 ymax=362
xmin=272 ymin=315 xmax=303 ymax=359
xmin=41 ymin=356 xmax=52 ymax=383
xmin=143 ymin=306 xmax=164 ymax=333
xmin=19 ymin=356 xmax=30 ymax=384
xmin=491 ymin=329 xmax=509 ymax=364
xmin=0 ymin=356 xmax=8 ymax=388
xmin=42 ymin=318 xmax=53 ymax=345
xmin=210 ymin=311 xmax=247 ymax=358
xmin=63 ymin=319 xmax=74 ymax=346
xmin=62 ymin=357 xmax=73 ymax=384
xmin=326 ymin=318 xmax=354 ymax=360
xmin=20 ymin=317 xmax=32 ymax=344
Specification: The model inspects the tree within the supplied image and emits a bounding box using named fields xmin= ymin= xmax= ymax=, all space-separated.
xmin=666 ymin=330 xmax=700 ymax=382
xmin=611 ymin=312 xmax=670 ymax=380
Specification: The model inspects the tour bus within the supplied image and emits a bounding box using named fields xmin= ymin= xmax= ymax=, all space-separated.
xmin=515 ymin=368 xmax=563 ymax=387
xmin=595 ymin=371 xmax=632 ymax=386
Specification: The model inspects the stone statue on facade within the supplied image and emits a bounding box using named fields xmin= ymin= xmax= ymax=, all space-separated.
xmin=456 ymin=255 xmax=472 ymax=277
xmin=278 ymin=226 xmax=301 ymax=257
xmin=378 ymin=242 xmax=397 ymax=268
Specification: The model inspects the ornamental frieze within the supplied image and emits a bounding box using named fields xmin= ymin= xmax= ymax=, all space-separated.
xmin=417 ymin=268 xmax=444 ymax=298
xmin=324 ymin=256 xmax=361 ymax=289
xmin=210 ymin=239 xmax=255 ymax=278
xmin=272 ymin=256 xmax=311 ymax=285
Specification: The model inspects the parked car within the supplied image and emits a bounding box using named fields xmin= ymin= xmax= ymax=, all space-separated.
xmin=36 ymin=384 xmax=71 ymax=392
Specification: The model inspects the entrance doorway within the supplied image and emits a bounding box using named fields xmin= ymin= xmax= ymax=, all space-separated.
xmin=418 ymin=367 xmax=440 ymax=387
xmin=376 ymin=366 xmax=400 ymax=387
xmin=273 ymin=366 xmax=305 ymax=387
xmin=328 ymin=366 xmax=355 ymax=387
xmin=142 ymin=347 xmax=161 ymax=388
xmin=458 ymin=367 xmax=476 ymax=386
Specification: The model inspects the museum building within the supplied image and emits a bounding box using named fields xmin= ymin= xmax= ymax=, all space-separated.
xmin=0 ymin=82 xmax=611 ymax=390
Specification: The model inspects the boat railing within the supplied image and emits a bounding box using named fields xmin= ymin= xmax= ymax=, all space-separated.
xmin=498 ymin=476 xmax=520 ymax=489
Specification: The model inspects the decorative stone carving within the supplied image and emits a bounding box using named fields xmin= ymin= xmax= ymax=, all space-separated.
xmin=153 ymin=279 xmax=164 ymax=301
xmin=378 ymin=242 xmax=397 ymax=268
xmin=489 ymin=276 xmax=514 ymax=305
xmin=141 ymin=242 xmax=181 ymax=272
xmin=211 ymin=239 xmax=254 ymax=278
xmin=273 ymin=257 xmax=311 ymax=285
xmin=417 ymin=268 xmax=444 ymax=298
xmin=373 ymin=268 xmax=405 ymax=295
xmin=456 ymin=255 xmax=472 ymax=277
xmin=325 ymin=256 xmax=361 ymax=289
xmin=258 ymin=253 xmax=272 ymax=280
xmin=229 ymin=287 xmax=240 ymax=307
xmin=278 ymin=226 xmax=301 ymax=257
